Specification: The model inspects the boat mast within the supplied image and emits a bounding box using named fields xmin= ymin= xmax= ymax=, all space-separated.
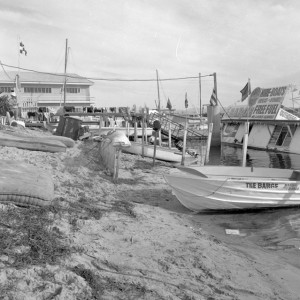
xmin=199 ymin=72 xmax=202 ymax=119
xmin=156 ymin=69 xmax=160 ymax=112
xmin=63 ymin=38 xmax=68 ymax=105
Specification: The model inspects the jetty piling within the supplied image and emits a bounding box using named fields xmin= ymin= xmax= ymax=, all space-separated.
xmin=205 ymin=123 xmax=213 ymax=164
xmin=242 ymin=121 xmax=249 ymax=167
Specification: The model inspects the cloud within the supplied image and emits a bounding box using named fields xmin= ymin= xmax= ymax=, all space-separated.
xmin=1 ymin=0 xmax=300 ymax=109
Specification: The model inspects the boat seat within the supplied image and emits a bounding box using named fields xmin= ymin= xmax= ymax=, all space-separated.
xmin=290 ymin=170 xmax=300 ymax=180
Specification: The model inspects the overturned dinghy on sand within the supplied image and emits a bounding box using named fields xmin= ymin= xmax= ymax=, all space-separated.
xmin=97 ymin=130 xmax=131 ymax=181
xmin=164 ymin=166 xmax=300 ymax=212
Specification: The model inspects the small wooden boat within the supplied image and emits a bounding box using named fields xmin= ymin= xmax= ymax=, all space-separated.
xmin=164 ymin=166 xmax=300 ymax=211
xmin=0 ymin=130 xmax=75 ymax=148
xmin=0 ymin=131 xmax=67 ymax=152
xmin=123 ymin=142 xmax=196 ymax=163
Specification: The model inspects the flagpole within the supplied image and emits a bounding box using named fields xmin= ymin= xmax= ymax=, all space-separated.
xmin=242 ymin=77 xmax=251 ymax=167
xmin=16 ymin=36 xmax=21 ymax=118
xmin=63 ymin=38 xmax=68 ymax=106
xmin=17 ymin=36 xmax=20 ymax=73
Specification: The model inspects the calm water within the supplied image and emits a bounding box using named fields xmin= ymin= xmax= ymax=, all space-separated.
xmin=187 ymin=143 xmax=300 ymax=268
xmin=209 ymin=144 xmax=300 ymax=170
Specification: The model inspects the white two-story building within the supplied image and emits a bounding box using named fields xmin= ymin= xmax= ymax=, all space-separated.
xmin=0 ymin=71 xmax=94 ymax=114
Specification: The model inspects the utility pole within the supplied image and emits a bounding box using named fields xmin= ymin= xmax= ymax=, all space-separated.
xmin=213 ymin=72 xmax=218 ymax=104
xmin=63 ymin=38 xmax=68 ymax=105
xmin=156 ymin=69 xmax=160 ymax=112
xmin=199 ymin=73 xmax=202 ymax=118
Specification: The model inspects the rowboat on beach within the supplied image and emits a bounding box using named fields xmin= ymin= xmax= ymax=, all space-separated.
xmin=164 ymin=166 xmax=300 ymax=211
xmin=123 ymin=141 xmax=197 ymax=163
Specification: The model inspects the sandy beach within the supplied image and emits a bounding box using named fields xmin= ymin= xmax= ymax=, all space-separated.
xmin=0 ymin=126 xmax=300 ymax=300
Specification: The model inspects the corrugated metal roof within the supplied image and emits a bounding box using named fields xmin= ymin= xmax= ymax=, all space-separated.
xmin=0 ymin=71 xmax=93 ymax=85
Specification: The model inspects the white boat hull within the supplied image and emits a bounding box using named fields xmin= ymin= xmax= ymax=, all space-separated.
xmin=164 ymin=166 xmax=300 ymax=211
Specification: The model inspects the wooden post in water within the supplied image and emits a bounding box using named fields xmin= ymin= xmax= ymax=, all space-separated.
xmin=98 ymin=116 xmax=102 ymax=136
xmin=145 ymin=107 xmax=149 ymax=145
xmin=152 ymin=130 xmax=158 ymax=166
xmin=134 ymin=116 xmax=137 ymax=142
xmin=181 ymin=115 xmax=188 ymax=166
xmin=113 ymin=148 xmax=121 ymax=183
xmin=141 ymin=109 xmax=145 ymax=158
xmin=126 ymin=122 xmax=130 ymax=137
xmin=242 ymin=121 xmax=249 ymax=167
xmin=168 ymin=122 xmax=172 ymax=149
xmin=158 ymin=129 xmax=162 ymax=146
xmin=205 ymin=123 xmax=214 ymax=164
xmin=133 ymin=105 xmax=137 ymax=142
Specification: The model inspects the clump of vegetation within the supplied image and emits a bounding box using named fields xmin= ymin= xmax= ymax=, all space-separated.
xmin=71 ymin=264 xmax=155 ymax=300
xmin=71 ymin=265 xmax=104 ymax=299
xmin=0 ymin=94 xmax=17 ymax=116
xmin=0 ymin=205 xmax=71 ymax=268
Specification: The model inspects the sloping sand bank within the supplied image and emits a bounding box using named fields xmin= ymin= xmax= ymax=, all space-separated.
xmin=0 ymin=127 xmax=299 ymax=299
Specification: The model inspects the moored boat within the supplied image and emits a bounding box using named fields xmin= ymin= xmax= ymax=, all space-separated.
xmin=222 ymin=85 xmax=300 ymax=154
xmin=164 ymin=166 xmax=300 ymax=211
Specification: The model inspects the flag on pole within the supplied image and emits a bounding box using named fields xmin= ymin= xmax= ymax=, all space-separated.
xmin=166 ymin=98 xmax=172 ymax=110
xmin=185 ymin=92 xmax=188 ymax=108
xmin=240 ymin=81 xmax=251 ymax=101
xmin=209 ymin=88 xmax=218 ymax=106
xmin=19 ymin=42 xmax=27 ymax=56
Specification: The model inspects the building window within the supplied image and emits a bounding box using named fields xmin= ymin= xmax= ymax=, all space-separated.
xmin=66 ymin=88 xmax=80 ymax=93
xmin=0 ymin=87 xmax=14 ymax=93
xmin=24 ymin=87 xmax=52 ymax=93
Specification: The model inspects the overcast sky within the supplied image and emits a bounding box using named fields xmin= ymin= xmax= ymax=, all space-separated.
xmin=1 ymin=0 xmax=300 ymax=110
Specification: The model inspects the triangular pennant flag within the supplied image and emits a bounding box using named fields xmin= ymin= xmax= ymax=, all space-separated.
xmin=185 ymin=93 xmax=188 ymax=108
xmin=166 ymin=98 xmax=172 ymax=110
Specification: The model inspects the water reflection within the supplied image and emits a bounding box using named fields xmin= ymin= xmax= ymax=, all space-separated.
xmin=193 ymin=206 xmax=300 ymax=267
xmin=207 ymin=144 xmax=300 ymax=170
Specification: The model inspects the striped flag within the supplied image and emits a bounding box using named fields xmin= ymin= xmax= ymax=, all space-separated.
xmin=210 ymin=88 xmax=218 ymax=106
xmin=20 ymin=42 xmax=27 ymax=56
xmin=185 ymin=92 xmax=188 ymax=108
xmin=240 ymin=81 xmax=251 ymax=101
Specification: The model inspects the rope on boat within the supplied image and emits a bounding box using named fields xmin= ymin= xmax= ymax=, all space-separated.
xmin=204 ymin=178 xmax=230 ymax=198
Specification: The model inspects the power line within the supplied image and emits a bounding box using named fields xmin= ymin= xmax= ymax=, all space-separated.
xmin=0 ymin=61 xmax=214 ymax=82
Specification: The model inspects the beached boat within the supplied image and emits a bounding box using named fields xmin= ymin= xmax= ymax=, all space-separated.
xmin=164 ymin=166 xmax=300 ymax=211
xmin=0 ymin=131 xmax=67 ymax=152
xmin=98 ymin=130 xmax=131 ymax=180
xmin=123 ymin=142 xmax=197 ymax=163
